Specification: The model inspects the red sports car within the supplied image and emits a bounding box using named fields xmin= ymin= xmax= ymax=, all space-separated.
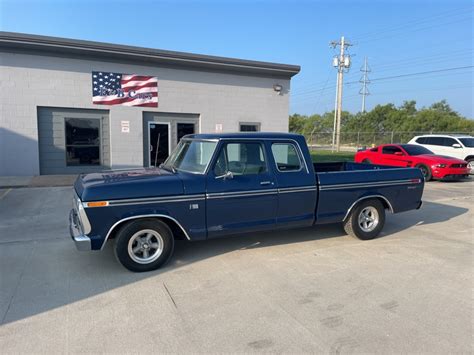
xmin=354 ymin=144 xmax=469 ymax=181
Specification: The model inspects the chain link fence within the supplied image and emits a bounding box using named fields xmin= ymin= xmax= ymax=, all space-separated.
xmin=292 ymin=130 xmax=474 ymax=152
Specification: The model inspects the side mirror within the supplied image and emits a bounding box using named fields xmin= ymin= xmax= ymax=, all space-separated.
xmin=452 ymin=143 xmax=462 ymax=148
xmin=394 ymin=152 xmax=404 ymax=156
xmin=215 ymin=171 xmax=234 ymax=180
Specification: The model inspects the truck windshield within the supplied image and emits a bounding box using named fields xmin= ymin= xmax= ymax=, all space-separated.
xmin=163 ymin=140 xmax=217 ymax=174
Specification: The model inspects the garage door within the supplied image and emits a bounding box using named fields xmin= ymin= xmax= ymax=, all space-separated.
xmin=38 ymin=107 xmax=110 ymax=175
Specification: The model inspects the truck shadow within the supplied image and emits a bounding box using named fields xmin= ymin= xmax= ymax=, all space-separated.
xmin=0 ymin=200 xmax=467 ymax=326
xmin=381 ymin=200 xmax=468 ymax=236
xmin=169 ymin=200 xmax=468 ymax=268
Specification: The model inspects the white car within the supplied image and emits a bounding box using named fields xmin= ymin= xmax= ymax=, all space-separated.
xmin=408 ymin=134 xmax=474 ymax=173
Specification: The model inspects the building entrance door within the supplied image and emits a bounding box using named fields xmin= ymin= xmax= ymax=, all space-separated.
xmin=148 ymin=122 xmax=170 ymax=167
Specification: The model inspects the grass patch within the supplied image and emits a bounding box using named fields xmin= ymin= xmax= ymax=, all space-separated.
xmin=311 ymin=150 xmax=355 ymax=162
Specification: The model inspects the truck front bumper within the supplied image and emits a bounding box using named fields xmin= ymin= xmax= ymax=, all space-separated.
xmin=69 ymin=209 xmax=91 ymax=251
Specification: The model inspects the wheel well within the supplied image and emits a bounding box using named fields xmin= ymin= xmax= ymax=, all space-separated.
xmin=344 ymin=196 xmax=393 ymax=221
xmin=377 ymin=197 xmax=391 ymax=211
xmin=361 ymin=196 xmax=391 ymax=211
xmin=107 ymin=216 xmax=187 ymax=242
xmin=464 ymin=155 xmax=474 ymax=161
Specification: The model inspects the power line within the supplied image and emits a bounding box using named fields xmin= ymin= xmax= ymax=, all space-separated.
xmin=311 ymin=70 xmax=332 ymax=114
xmin=356 ymin=17 xmax=473 ymax=45
xmin=291 ymin=49 xmax=473 ymax=97
xmin=346 ymin=65 xmax=474 ymax=84
xmin=291 ymin=68 xmax=473 ymax=104
xmin=351 ymin=6 xmax=473 ymax=42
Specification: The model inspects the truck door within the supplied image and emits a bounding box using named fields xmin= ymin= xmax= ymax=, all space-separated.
xmin=269 ymin=141 xmax=317 ymax=228
xmin=206 ymin=140 xmax=277 ymax=238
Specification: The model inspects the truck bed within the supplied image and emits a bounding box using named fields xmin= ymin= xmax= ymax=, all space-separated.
xmin=313 ymin=162 xmax=424 ymax=224
xmin=313 ymin=161 xmax=389 ymax=173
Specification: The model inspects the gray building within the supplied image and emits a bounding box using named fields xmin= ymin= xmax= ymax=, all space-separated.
xmin=0 ymin=32 xmax=299 ymax=176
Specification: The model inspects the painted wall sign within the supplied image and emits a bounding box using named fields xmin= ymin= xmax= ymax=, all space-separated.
xmin=121 ymin=120 xmax=130 ymax=133
xmin=92 ymin=72 xmax=158 ymax=107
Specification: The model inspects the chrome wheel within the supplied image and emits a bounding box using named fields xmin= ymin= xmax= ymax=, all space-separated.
xmin=358 ymin=206 xmax=379 ymax=232
xmin=468 ymin=160 xmax=474 ymax=174
xmin=127 ymin=229 xmax=164 ymax=264
xmin=419 ymin=166 xmax=428 ymax=178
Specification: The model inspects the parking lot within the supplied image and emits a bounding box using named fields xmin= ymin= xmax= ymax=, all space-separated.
xmin=0 ymin=180 xmax=472 ymax=353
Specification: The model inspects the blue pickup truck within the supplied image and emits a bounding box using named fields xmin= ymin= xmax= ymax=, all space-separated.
xmin=70 ymin=133 xmax=424 ymax=272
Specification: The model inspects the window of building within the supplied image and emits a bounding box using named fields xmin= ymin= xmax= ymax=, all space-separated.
xmin=271 ymin=143 xmax=302 ymax=172
xmin=65 ymin=118 xmax=101 ymax=166
xmin=214 ymin=142 xmax=267 ymax=176
xmin=239 ymin=122 xmax=260 ymax=132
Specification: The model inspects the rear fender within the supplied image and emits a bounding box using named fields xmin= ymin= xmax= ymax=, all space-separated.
xmin=343 ymin=195 xmax=393 ymax=221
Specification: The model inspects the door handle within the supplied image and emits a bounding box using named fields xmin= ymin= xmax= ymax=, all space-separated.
xmin=260 ymin=181 xmax=273 ymax=186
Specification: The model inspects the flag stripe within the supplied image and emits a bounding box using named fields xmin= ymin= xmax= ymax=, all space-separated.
xmin=121 ymin=98 xmax=158 ymax=106
xmin=94 ymin=88 xmax=158 ymax=102
xmin=131 ymin=102 xmax=159 ymax=107
xmin=121 ymin=78 xmax=158 ymax=88
xmin=93 ymin=92 xmax=158 ymax=105
xmin=121 ymin=75 xmax=156 ymax=84
xmin=121 ymin=82 xmax=158 ymax=91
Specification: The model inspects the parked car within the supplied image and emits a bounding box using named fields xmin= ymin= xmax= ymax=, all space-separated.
xmin=70 ymin=133 xmax=424 ymax=272
xmin=355 ymin=144 xmax=469 ymax=181
xmin=407 ymin=134 xmax=474 ymax=174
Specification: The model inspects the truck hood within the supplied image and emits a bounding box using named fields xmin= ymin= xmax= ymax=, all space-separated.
xmin=74 ymin=168 xmax=184 ymax=202
xmin=418 ymin=154 xmax=467 ymax=165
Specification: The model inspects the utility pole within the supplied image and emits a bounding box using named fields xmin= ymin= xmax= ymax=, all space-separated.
xmin=330 ymin=36 xmax=352 ymax=152
xmin=359 ymin=57 xmax=371 ymax=113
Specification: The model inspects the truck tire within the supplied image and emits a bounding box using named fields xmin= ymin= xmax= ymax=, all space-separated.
xmin=416 ymin=164 xmax=432 ymax=181
xmin=114 ymin=219 xmax=174 ymax=272
xmin=343 ymin=199 xmax=385 ymax=240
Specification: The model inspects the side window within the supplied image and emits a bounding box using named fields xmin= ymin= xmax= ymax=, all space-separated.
xmin=382 ymin=146 xmax=402 ymax=155
xmin=416 ymin=137 xmax=427 ymax=144
xmin=442 ymin=137 xmax=457 ymax=147
xmin=426 ymin=137 xmax=444 ymax=146
xmin=214 ymin=142 xmax=267 ymax=176
xmin=271 ymin=143 xmax=302 ymax=172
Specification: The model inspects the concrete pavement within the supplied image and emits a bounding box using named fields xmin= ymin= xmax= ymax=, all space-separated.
xmin=0 ymin=175 xmax=76 ymax=188
xmin=0 ymin=180 xmax=472 ymax=353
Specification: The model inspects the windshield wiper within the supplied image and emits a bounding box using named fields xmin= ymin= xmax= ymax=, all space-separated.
xmin=159 ymin=163 xmax=176 ymax=173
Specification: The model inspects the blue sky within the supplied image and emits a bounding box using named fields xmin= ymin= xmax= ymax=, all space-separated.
xmin=1 ymin=0 xmax=473 ymax=117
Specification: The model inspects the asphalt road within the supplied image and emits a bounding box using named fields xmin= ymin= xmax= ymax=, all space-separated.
xmin=0 ymin=180 xmax=473 ymax=353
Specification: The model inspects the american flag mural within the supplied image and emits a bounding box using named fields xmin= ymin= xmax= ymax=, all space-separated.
xmin=92 ymin=71 xmax=158 ymax=107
